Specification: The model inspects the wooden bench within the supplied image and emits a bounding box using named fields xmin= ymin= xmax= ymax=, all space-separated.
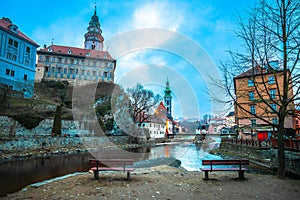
xmin=89 ymin=159 xmax=134 ymax=180
xmin=200 ymin=159 xmax=249 ymax=180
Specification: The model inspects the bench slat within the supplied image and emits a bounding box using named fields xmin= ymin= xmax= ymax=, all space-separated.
xmin=202 ymin=160 xmax=249 ymax=165
xmin=88 ymin=159 xmax=134 ymax=181
xmin=200 ymin=168 xmax=248 ymax=171
xmin=90 ymin=167 xmax=135 ymax=171
xmin=201 ymin=159 xmax=249 ymax=180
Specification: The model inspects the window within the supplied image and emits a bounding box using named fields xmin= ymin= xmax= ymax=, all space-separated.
xmin=24 ymin=74 xmax=28 ymax=81
xmin=270 ymin=89 xmax=276 ymax=99
xmin=6 ymin=69 xmax=10 ymax=75
xmin=13 ymin=40 xmax=18 ymax=48
xmin=45 ymin=56 xmax=50 ymax=62
xmin=8 ymin=38 xmax=13 ymax=46
xmin=251 ymin=119 xmax=256 ymax=126
xmin=268 ymin=76 xmax=275 ymax=84
xmin=271 ymin=104 xmax=277 ymax=112
xmin=6 ymin=52 xmax=17 ymax=61
xmin=248 ymin=79 xmax=254 ymax=86
xmin=26 ymin=47 xmax=30 ymax=54
xmin=8 ymin=38 xmax=18 ymax=48
xmin=58 ymin=58 xmax=62 ymax=63
xmin=11 ymin=70 xmax=15 ymax=77
xmin=104 ymin=71 xmax=108 ymax=77
xmin=272 ymin=118 xmax=278 ymax=124
xmin=25 ymin=59 xmax=29 ymax=66
xmin=250 ymin=105 xmax=256 ymax=114
xmin=249 ymin=91 xmax=255 ymax=100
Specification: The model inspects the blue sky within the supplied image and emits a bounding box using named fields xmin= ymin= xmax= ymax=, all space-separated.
xmin=1 ymin=0 xmax=255 ymax=119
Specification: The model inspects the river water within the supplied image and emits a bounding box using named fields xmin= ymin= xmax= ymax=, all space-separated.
xmin=0 ymin=138 xmax=223 ymax=197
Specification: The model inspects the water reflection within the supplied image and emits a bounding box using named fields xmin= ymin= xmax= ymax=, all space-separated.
xmin=0 ymin=139 xmax=221 ymax=197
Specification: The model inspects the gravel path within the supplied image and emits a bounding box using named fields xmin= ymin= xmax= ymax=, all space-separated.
xmin=3 ymin=164 xmax=300 ymax=200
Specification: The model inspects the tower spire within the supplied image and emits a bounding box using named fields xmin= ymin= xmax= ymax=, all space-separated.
xmin=164 ymin=77 xmax=172 ymax=119
xmin=84 ymin=5 xmax=104 ymax=51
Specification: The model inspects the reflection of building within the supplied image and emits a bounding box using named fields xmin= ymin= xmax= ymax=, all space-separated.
xmin=0 ymin=17 xmax=39 ymax=97
xmin=234 ymin=65 xmax=294 ymax=140
xmin=36 ymin=6 xmax=116 ymax=84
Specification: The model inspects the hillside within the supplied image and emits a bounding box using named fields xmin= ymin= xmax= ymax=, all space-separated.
xmin=0 ymin=80 xmax=122 ymax=129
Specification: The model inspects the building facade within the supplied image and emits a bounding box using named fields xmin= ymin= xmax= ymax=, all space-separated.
xmin=36 ymin=7 xmax=116 ymax=84
xmin=0 ymin=17 xmax=39 ymax=97
xmin=234 ymin=66 xmax=294 ymax=140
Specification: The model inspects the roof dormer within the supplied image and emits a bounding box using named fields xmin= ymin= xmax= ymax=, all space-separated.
xmin=8 ymin=24 xmax=18 ymax=34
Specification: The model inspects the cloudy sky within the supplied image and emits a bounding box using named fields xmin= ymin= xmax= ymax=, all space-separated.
xmin=1 ymin=0 xmax=255 ymax=119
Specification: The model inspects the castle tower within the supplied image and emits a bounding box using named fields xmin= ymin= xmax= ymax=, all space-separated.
xmin=164 ymin=78 xmax=172 ymax=119
xmin=84 ymin=5 xmax=104 ymax=51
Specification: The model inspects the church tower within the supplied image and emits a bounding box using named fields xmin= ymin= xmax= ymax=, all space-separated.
xmin=84 ymin=5 xmax=104 ymax=51
xmin=164 ymin=78 xmax=172 ymax=119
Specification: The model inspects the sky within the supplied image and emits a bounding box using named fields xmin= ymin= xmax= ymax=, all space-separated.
xmin=1 ymin=0 xmax=256 ymax=119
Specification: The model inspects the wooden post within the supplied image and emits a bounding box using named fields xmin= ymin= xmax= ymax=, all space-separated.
xmin=127 ymin=171 xmax=130 ymax=180
xmin=238 ymin=171 xmax=245 ymax=179
xmin=94 ymin=170 xmax=99 ymax=179
xmin=204 ymin=171 xmax=209 ymax=180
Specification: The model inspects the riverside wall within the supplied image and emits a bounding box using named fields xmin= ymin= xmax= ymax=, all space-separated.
xmin=0 ymin=116 xmax=132 ymax=159
xmin=218 ymin=142 xmax=300 ymax=177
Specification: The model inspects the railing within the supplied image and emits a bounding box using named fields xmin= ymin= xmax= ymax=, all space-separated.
xmin=222 ymin=138 xmax=272 ymax=148
xmin=222 ymin=137 xmax=300 ymax=151
xmin=270 ymin=137 xmax=300 ymax=151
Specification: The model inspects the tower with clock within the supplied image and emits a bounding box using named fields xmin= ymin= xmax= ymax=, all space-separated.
xmin=84 ymin=5 xmax=104 ymax=51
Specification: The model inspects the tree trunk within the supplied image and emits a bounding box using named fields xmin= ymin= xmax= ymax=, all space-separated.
xmin=52 ymin=105 xmax=62 ymax=136
xmin=277 ymin=119 xmax=285 ymax=178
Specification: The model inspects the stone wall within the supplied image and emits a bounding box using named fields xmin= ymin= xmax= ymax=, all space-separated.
xmin=0 ymin=136 xmax=130 ymax=152
xmin=0 ymin=116 xmax=93 ymax=138
xmin=218 ymin=142 xmax=300 ymax=176
xmin=0 ymin=116 xmax=130 ymax=155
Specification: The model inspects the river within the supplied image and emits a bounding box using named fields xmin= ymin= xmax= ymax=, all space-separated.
xmin=0 ymin=138 xmax=223 ymax=197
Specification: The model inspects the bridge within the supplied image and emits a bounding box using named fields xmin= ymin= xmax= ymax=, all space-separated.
xmin=167 ymin=133 xmax=236 ymax=139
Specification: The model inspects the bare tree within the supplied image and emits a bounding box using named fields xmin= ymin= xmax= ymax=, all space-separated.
xmin=221 ymin=0 xmax=300 ymax=178
xmin=127 ymin=83 xmax=161 ymax=126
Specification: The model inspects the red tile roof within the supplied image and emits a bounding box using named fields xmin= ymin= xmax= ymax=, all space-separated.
xmin=38 ymin=44 xmax=115 ymax=60
xmin=0 ymin=17 xmax=39 ymax=47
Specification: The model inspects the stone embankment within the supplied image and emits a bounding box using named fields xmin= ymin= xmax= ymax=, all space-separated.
xmin=213 ymin=141 xmax=300 ymax=177
xmin=0 ymin=116 xmax=160 ymax=161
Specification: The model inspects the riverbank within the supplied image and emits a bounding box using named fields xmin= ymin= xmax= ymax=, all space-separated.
xmin=3 ymin=165 xmax=300 ymax=200
xmin=0 ymin=137 xmax=163 ymax=162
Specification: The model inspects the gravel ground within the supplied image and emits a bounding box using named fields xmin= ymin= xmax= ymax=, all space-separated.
xmin=3 ymin=164 xmax=300 ymax=200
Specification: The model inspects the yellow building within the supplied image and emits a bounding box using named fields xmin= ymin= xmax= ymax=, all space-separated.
xmin=234 ymin=66 xmax=294 ymax=140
